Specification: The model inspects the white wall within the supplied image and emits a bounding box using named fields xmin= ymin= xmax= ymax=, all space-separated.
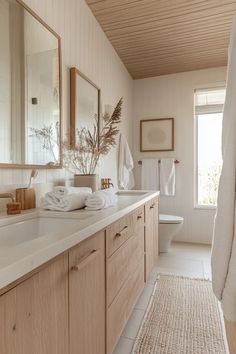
xmin=0 ymin=0 xmax=11 ymax=162
xmin=133 ymin=67 xmax=227 ymax=244
xmin=0 ymin=0 xmax=133 ymax=208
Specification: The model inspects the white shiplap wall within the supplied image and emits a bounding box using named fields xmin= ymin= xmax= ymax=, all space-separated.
xmin=0 ymin=0 xmax=133 ymax=201
xmin=133 ymin=67 xmax=227 ymax=244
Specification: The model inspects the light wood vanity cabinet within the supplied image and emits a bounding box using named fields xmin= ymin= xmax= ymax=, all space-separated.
xmin=0 ymin=254 xmax=69 ymax=354
xmin=69 ymin=231 xmax=106 ymax=354
xmin=0 ymin=195 xmax=159 ymax=354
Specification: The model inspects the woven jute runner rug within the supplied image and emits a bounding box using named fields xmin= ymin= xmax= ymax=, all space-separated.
xmin=132 ymin=275 xmax=227 ymax=354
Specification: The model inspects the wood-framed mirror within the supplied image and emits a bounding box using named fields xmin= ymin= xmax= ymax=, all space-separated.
xmin=70 ymin=67 xmax=100 ymax=148
xmin=0 ymin=0 xmax=62 ymax=169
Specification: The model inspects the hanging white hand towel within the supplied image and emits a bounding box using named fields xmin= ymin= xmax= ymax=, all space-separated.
xmin=141 ymin=159 xmax=159 ymax=190
xmin=160 ymin=158 xmax=175 ymax=196
xmin=212 ymin=17 xmax=236 ymax=322
xmin=118 ymin=133 xmax=135 ymax=190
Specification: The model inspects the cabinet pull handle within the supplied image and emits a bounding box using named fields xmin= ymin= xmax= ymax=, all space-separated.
xmin=137 ymin=214 xmax=142 ymax=220
xmin=71 ymin=249 xmax=99 ymax=272
xmin=150 ymin=204 xmax=155 ymax=209
xmin=115 ymin=225 xmax=128 ymax=238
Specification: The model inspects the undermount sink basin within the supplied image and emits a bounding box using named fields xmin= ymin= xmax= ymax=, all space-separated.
xmin=0 ymin=217 xmax=80 ymax=247
xmin=116 ymin=190 xmax=148 ymax=196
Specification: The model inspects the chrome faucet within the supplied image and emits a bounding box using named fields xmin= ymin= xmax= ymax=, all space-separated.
xmin=0 ymin=193 xmax=15 ymax=202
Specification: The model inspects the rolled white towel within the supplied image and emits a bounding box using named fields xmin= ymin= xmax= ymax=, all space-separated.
xmin=85 ymin=189 xmax=118 ymax=210
xmin=40 ymin=191 xmax=90 ymax=211
xmin=53 ymin=186 xmax=92 ymax=197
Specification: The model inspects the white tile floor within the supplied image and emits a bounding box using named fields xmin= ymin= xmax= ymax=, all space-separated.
xmin=112 ymin=241 xmax=212 ymax=354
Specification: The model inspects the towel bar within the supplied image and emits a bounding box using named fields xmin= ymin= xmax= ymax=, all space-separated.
xmin=138 ymin=159 xmax=179 ymax=165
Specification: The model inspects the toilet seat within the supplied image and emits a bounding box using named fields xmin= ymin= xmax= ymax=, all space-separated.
xmin=159 ymin=214 xmax=183 ymax=224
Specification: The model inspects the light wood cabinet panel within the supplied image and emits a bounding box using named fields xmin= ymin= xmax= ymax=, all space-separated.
xmin=153 ymin=198 xmax=159 ymax=263
xmin=0 ymin=254 xmax=69 ymax=354
xmin=107 ymin=229 xmax=144 ymax=307
xmin=69 ymin=231 xmax=105 ymax=354
xmin=145 ymin=200 xmax=155 ymax=281
xmin=107 ymin=260 xmax=144 ymax=354
xmin=145 ymin=198 xmax=159 ymax=280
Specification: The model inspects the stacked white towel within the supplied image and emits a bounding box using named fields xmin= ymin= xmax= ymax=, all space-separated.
xmin=40 ymin=186 xmax=92 ymax=211
xmin=85 ymin=189 xmax=118 ymax=210
xmin=53 ymin=186 xmax=92 ymax=197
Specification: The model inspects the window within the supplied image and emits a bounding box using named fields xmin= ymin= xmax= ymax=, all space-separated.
xmin=195 ymin=87 xmax=226 ymax=207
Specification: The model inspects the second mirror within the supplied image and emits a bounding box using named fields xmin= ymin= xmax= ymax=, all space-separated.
xmin=70 ymin=68 xmax=100 ymax=148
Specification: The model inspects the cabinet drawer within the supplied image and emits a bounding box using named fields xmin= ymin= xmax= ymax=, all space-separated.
xmin=106 ymin=214 xmax=134 ymax=257
xmin=107 ymin=229 xmax=144 ymax=307
xmin=133 ymin=205 xmax=145 ymax=230
xmin=145 ymin=199 xmax=156 ymax=221
xmin=107 ymin=260 xmax=144 ymax=354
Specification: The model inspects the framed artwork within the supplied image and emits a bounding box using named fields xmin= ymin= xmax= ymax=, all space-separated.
xmin=140 ymin=118 xmax=174 ymax=152
xmin=70 ymin=67 xmax=100 ymax=148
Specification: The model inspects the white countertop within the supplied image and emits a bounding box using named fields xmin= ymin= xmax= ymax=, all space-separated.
xmin=0 ymin=190 xmax=159 ymax=291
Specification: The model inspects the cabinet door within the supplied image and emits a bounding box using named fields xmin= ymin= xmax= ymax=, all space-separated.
xmin=145 ymin=200 xmax=155 ymax=281
xmin=107 ymin=261 xmax=144 ymax=354
xmin=0 ymin=254 xmax=69 ymax=354
xmin=69 ymin=231 xmax=105 ymax=354
xmin=153 ymin=198 xmax=159 ymax=262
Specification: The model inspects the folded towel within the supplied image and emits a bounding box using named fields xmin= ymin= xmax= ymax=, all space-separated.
xmin=141 ymin=159 xmax=159 ymax=190
xmin=53 ymin=186 xmax=92 ymax=197
xmin=85 ymin=189 xmax=118 ymax=210
xmin=40 ymin=191 xmax=90 ymax=211
xmin=160 ymin=158 xmax=175 ymax=196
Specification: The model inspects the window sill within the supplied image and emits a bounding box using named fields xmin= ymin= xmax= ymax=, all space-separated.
xmin=194 ymin=205 xmax=217 ymax=210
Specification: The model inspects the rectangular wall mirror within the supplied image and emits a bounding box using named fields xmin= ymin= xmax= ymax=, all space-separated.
xmin=70 ymin=67 xmax=100 ymax=148
xmin=0 ymin=0 xmax=62 ymax=168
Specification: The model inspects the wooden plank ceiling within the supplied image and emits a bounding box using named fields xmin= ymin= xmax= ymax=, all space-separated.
xmin=85 ymin=0 xmax=236 ymax=79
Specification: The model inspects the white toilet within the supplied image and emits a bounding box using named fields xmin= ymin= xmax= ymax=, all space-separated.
xmin=159 ymin=214 xmax=184 ymax=253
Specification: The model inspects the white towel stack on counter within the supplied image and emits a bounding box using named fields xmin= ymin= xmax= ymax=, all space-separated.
xmin=40 ymin=186 xmax=92 ymax=211
xmin=53 ymin=186 xmax=92 ymax=197
xmin=85 ymin=188 xmax=118 ymax=210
